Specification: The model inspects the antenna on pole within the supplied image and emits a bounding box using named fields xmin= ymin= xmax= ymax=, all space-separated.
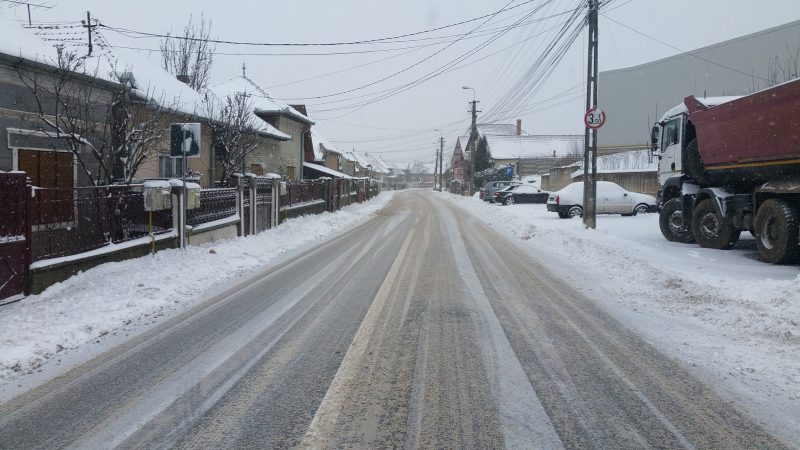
xmin=1 ymin=0 xmax=55 ymax=26
xmin=242 ymin=61 xmax=246 ymax=77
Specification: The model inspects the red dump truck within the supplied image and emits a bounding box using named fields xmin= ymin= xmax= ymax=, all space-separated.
xmin=653 ymin=78 xmax=800 ymax=263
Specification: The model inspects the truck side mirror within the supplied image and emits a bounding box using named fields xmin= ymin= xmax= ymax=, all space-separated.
xmin=650 ymin=125 xmax=659 ymax=145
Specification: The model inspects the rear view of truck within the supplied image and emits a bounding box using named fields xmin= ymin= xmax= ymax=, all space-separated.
xmin=654 ymin=78 xmax=800 ymax=263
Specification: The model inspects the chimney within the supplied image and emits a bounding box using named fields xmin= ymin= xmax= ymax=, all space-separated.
xmin=176 ymin=74 xmax=190 ymax=85
xmin=516 ymin=119 xmax=522 ymax=136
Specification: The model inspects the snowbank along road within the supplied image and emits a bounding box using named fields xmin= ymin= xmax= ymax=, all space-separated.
xmin=0 ymin=190 xmax=790 ymax=448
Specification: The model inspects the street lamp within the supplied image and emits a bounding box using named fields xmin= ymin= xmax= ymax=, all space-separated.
xmin=462 ymin=86 xmax=475 ymax=101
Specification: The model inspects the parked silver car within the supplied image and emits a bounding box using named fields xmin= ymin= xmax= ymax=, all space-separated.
xmin=483 ymin=180 xmax=521 ymax=202
xmin=546 ymin=181 xmax=657 ymax=218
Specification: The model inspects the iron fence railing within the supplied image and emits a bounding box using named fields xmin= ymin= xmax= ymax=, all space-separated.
xmin=186 ymin=188 xmax=238 ymax=227
xmin=30 ymin=185 xmax=172 ymax=262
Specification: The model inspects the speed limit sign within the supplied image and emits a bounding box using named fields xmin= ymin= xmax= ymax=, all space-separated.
xmin=584 ymin=107 xmax=606 ymax=129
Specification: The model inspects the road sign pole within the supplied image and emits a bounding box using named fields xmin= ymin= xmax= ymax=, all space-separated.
xmin=182 ymin=130 xmax=187 ymax=250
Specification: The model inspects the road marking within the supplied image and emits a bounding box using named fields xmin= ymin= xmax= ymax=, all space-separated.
xmin=300 ymin=226 xmax=416 ymax=448
xmin=440 ymin=205 xmax=565 ymax=450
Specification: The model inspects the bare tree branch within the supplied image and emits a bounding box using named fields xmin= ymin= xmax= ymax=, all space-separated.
xmin=204 ymin=92 xmax=261 ymax=184
xmin=160 ymin=15 xmax=215 ymax=92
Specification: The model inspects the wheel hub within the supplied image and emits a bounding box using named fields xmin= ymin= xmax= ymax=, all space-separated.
xmin=760 ymin=217 xmax=778 ymax=250
xmin=699 ymin=212 xmax=721 ymax=239
xmin=668 ymin=210 xmax=684 ymax=233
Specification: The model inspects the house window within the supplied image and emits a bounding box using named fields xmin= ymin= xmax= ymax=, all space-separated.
xmin=286 ymin=165 xmax=296 ymax=180
xmin=250 ymin=164 xmax=264 ymax=176
xmin=159 ymin=155 xmax=184 ymax=178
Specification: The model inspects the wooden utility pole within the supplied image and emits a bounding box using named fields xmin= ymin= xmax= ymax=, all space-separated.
xmin=83 ymin=11 xmax=95 ymax=56
xmin=439 ymin=135 xmax=444 ymax=192
xmin=582 ymin=0 xmax=599 ymax=228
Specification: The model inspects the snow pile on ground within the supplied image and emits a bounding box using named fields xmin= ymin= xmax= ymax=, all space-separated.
xmin=442 ymin=193 xmax=800 ymax=441
xmin=0 ymin=193 xmax=394 ymax=386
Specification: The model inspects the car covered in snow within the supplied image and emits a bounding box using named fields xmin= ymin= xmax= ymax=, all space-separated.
xmin=546 ymin=181 xmax=656 ymax=218
xmin=494 ymin=184 xmax=549 ymax=205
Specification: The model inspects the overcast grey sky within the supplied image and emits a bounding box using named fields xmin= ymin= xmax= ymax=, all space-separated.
xmin=8 ymin=0 xmax=800 ymax=166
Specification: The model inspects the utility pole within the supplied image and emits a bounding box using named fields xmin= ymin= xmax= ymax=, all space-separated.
xmin=433 ymin=144 xmax=439 ymax=190
xmin=438 ymin=135 xmax=444 ymax=192
xmin=469 ymin=99 xmax=479 ymax=195
xmin=82 ymin=11 xmax=95 ymax=56
xmin=582 ymin=0 xmax=599 ymax=229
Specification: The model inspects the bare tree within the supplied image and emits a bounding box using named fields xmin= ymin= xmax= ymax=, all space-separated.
xmin=16 ymin=50 xmax=171 ymax=185
xmin=160 ymin=15 xmax=215 ymax=92
xmin=204 ymin=92 xmax=260 ymax=183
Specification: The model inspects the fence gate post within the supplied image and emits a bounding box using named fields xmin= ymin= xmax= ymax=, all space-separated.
xmin=272 ymin=178 xmax=280 ymax=227
xmin=232 ymin=174 xmax=245 ymax=236
xmin=245 ymin=174 xmax=257 ymax=233
xmin=170 ymin=185 xmax=184 ymax=248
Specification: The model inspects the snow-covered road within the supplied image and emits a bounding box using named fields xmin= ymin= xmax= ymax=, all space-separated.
xmin=441 ymin=192 xmax=800 ymax=443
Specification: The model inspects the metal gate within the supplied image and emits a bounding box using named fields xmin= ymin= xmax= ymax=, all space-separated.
xmin=1 ymin=173 xmax=31 ymax=302
xmin=254 ymin=178 xmax=273 ymax=233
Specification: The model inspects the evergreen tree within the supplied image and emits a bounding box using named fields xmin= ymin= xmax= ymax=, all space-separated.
xmin=474 ymin=135 xmax=493 ymax=172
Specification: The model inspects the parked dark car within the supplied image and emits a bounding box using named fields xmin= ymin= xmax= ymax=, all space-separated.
xmin=494 ymin=184 xmax=549 ymax=205
xmin=483 ymin=180 xmax=521 ymax=202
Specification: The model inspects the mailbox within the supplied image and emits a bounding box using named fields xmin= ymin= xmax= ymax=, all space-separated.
xmin=167 ymin=179 xmax=202 ymax=210
xmin=279 ymin=182 xmax=287 ymax=196
xmin=142 ymin=180 xmax=172 ymax=211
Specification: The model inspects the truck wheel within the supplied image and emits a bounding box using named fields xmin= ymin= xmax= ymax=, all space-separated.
xmin=691 ymin=199 xmax=739 ymax=249
xmin=659 ymin=198 xmax=694 ymax=243
xmin=754 ymin=199 xmax=800 ymax=264
xmin=682 ymin=139 xmax=711 ymax=186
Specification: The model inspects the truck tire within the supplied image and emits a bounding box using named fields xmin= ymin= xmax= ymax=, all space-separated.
xmin=691 ymin=198 xmax=740 ymax=249
xmin=682 ymin=139 xmax=711 ymax=186
xmin=659 ymin=198 xmax=695 ymax=243
xmin=754 ymin=199 xmax=800 ymax=264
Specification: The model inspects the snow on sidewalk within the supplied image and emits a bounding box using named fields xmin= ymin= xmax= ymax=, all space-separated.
xmin=439 ymin=192 xmax=800 ymax=443
xmin=0 ymin=192 xmax=395 ymax=389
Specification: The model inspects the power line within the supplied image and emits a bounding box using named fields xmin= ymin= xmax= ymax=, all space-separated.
xmin=96 ymin=0 xmax=545 ymax=47
xmin=602 ymin=14 xmax=769 ymax=82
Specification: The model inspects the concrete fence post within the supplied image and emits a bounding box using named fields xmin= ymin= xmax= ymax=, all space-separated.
xmin=232 ymin=173 xmax=245 ymax=236
xmin=245 ymin=174 xmax=257 ymax=234
xmin=272 ymin=178 xmax=280 ymax=227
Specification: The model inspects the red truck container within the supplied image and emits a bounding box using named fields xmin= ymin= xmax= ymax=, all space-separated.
xmin=654 ymin=78 xmax=800 ymax=264
xmin=682 ymin=79 xmax=800 ymax=187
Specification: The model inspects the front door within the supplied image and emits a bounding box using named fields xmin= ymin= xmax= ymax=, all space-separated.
xmin=659 ymin=117 xmax=683 ymax=185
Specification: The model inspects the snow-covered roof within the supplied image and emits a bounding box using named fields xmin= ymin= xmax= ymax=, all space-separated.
xmin=207 ymin=78 xmax=292 ymax=140
xmin=362 ymin=154 xmax=389 ymax=174
xmin=212 ymin=76 xmax=314 ymax=125
xmin=0 ymin=13 xmax=212 ymax=121
xmin=487 ymin=135 xmax=583 ymax=159
xmin=302 ymin=162 xmax=352 ymax=179
xmin=477 ymin=123 xmax=521 ymax=137
xmin=309 ymin=129 xmax=341 ymax=158
xmin=344 ymin=151 xmax=370 ymax=168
